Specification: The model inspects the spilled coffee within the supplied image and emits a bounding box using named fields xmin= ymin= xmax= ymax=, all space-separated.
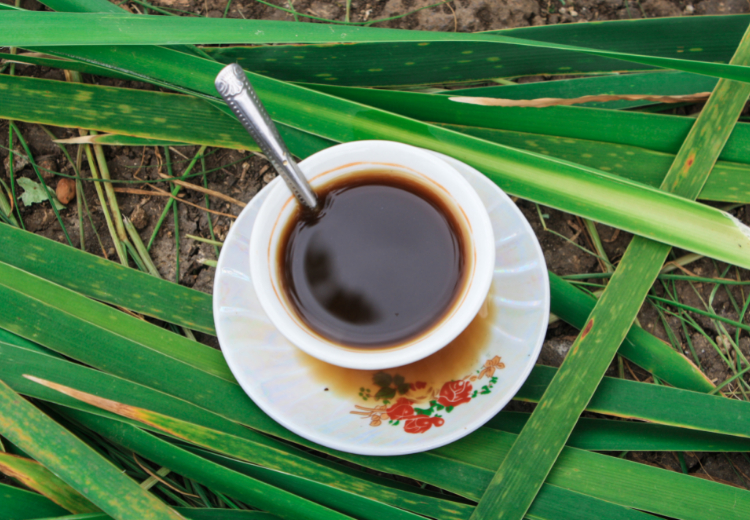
xmin=278 ymin=172 xmax=468 ymax=348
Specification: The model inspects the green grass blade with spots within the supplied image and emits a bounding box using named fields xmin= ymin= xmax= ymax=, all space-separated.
xmin=6 ymin=13 xmax=750 ymax=87
xmin=444 ymin=71 xmax=718 ymax=109
xmin=0 ymin=482 xmax=69 ymax=520
xmin=0 ymin=221 xmax=714 ymax=394
xmin=0 ymin=379 xmax=186 ymax=520
xmin=468 ymin=21 xmax=750 ymax=520
xmin=304 ymin=82 xmax=750 ymax=165
xmin=547 ymin=272 xmax=713 ymax=393
xmin=0 ymin=453 xmax=100 ymax=514
xmin=39 ymin=378 xmax=750 ymax=520
xmin=59 ymin=408 xmax=462 ymax=520
xmin=203 ymin=17 xmax=747 ymax=86
xmin=4 ymin=336 xmax=750 ymax=518
xmin=488 ymin=411 xmax=750 ymax=452
xmin=438 ymin=123 xmax=750 ymax=205
xmin=0 ymin=224 xmax=215 ymax=334
xmin=3 ymin=72 xmax=748 ymax=207
xmin=8 ymin=48 xmax=750 ymax=271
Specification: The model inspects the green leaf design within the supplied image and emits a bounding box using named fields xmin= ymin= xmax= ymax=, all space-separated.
xmin=372 ymin=372 xmax=392 ymax=388
xmin=375 ymin=387 xmax=396 ymax=401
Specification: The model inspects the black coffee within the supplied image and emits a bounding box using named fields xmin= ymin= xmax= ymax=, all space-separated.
xmin=279 ymin=173 xmax=468 ymax=348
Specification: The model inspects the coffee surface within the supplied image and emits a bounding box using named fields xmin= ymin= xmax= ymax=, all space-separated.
xmin=279 ymin=173 xmax=467 ymax=348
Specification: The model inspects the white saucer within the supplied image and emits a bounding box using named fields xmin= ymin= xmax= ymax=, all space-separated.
xmin=213 ymin=150 xmax=549 ymax=456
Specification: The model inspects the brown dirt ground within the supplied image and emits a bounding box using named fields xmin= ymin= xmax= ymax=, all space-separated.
xmin=3 ymin=0 xmax=750 ymax=495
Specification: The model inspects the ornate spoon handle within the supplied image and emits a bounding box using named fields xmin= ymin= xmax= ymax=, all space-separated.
xmin=215 ymin=63 xmax=318 ymax=211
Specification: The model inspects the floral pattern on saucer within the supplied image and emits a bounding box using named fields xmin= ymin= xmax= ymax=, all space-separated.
xmin=352 ymin=356 xmax=505 ymax=434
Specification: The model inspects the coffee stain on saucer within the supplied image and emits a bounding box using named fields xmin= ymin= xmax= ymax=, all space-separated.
xmin=297 ymin=289 xmax=498 ymax=405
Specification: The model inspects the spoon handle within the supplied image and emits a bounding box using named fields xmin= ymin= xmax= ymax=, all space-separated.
xmin=215 ymin=63 xmax=318 ymax=211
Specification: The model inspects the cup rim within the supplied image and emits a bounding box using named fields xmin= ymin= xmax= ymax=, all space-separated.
xmin=249 ymin=141 xmax=495 ymax=370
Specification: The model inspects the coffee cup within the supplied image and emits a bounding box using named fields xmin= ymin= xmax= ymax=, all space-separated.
xmin=250 ymin=141 xmax=495 ymax=370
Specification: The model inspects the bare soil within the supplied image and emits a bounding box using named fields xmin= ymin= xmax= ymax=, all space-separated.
xmin=3 ymin=0 xmax=750 ymax=492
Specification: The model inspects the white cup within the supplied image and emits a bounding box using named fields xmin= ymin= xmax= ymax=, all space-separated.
xmin=250 ymin=141 xmax=495 ymax=370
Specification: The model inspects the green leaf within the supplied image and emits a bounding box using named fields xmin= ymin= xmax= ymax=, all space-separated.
xmin=469 ymin=22 xmax=750 ymax=520
xmin=372 ymin=372 xmax=392 ymax=388
xmin=438 ymin=123 xmax=750 ymax=205
xmin=0 ymin=379 xmax=185 ymax=520
xmin=0 ymin=481 xmax=68 ymax=520
xmin=375 ymin=387 xmax=397 ymax=400
xmin=303 ymin=82 xmax=750 ymax=165
xmin=0 ymin=225 xmax=215 ymax=335
xmin=36 ymin=511 xmax=277 ymax=520
xmin=0 ymin=453 xmax=100 ymax=514
xmin=55 ymin=403 xmax=464 ymax=520
xmin=6 ymin=13 xmax=750 ymax=87
xmin=16 ymin=178 xmax=65 ymax=211
xmin=445 ymin=71 xmax=719 ymax=110
xmin=4 ymin=337 xmax=750 ymax=520
xmin=548 ymin=272 xmax=713 ymax=393
xmin=33 ymin=45 xmax=750 ymax=269
xmin=489 ymin=411 xmax=750 ymax=452
xmin=204 ymin=17 xmax=747 ymax=86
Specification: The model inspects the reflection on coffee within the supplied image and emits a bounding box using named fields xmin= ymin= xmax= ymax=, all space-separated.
xmin=278 ymin=172 xmax=468 ymax=348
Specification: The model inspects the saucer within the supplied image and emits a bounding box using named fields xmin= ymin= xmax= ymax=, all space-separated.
xmin=213 ymin=149 xmax=549 ymax=456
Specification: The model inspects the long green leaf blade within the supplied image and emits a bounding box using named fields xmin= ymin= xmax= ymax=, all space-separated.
xmin=0 ymin=224 xmax=215 ymax=334
xmin=0 ymin=453 xmax=99 ymax=514
xmin=469 ymin=20 xmax=750 ymax=520
xmin=0 ymin=379 xmax=185 ymax=520
xmin=11 ymin=47 xmax=750 ymax=270
xmin=6 ymin=13 xmax=750 ymax=87
xmin=0 ymin=481 xmax=68 ymax=520
xmin=488 ymin=411 xmax=750 ymax=452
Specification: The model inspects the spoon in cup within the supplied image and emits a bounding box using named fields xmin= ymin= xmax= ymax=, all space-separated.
xmin=215 ymin=63 xmax=319 ymax=212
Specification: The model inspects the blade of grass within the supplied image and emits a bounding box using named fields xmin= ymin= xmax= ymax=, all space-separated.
xmin=0 ymin=453 xmax=100 ymax=514
xmin=46 ymin=0 xmax=749 ymax=87
xmin=0 ymin=481 xmax=69 ymax=520
xmin=4 ymin=334 xmax=750 ymax=518
xmin=35 ymin=510 xmax=278 ymax=520
xmin=0 ymin=224 xmax=214 ymax=334
xmin=0 ymin=221 xmax=714 ymax=394
xmin=445 ymin=71 xmax=718 ymax=109
xmin=468 ymin=21 xmax=750 ymax=520
xmin=83 ymin=142 xmax=127 ymax=265
xmin=147 ymin=146 xmax=208 ymax=251
xmin=60 ymin=408 xmax=462 ymax=520
xmin=8 ymin=52 xmax=750 ymax=271
xmin=39 ymin=379 xmax=750 ymax=520
xmin=203 ymin=16 xmax=747 ymax=87
xmin=0 ymin=379 xmax=186 ymax=520
xmin=548 ymin=272 xmax=714 ymax=393
xmin=304 ymin=82 xmax=750 ymax=165
xmin=436 ymin=122 xmax=750 ymax=205
xmin=7 ymin=12 xmax=750 ymax=87
xmin=0 ymin=260 xmax=233 ymax=383
xmin=488 ymin=411 xmax=750 ymax=452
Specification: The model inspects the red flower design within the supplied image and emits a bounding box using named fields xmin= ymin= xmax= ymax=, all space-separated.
xmin=438 ymin=380 xmax=473 ymax=408
xmin=386 ymin=398 xmax=415 ymax=420
xmin=409 ymin=381 xmax=427 ymax=391
xmin=404 ymin=416 xmax=445 ymax=434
